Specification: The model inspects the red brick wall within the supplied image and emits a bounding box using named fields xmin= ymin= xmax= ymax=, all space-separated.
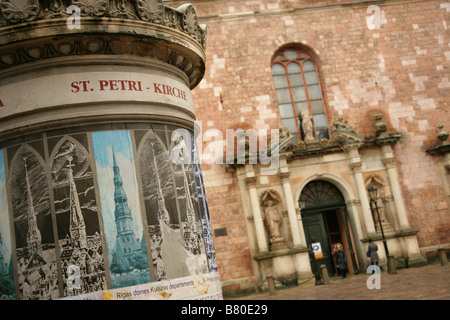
xmin=168 ymin=0 xmax=450 ymax=284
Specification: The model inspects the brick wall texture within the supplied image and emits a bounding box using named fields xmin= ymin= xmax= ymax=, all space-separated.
xmin=166 ymin=0 xmax=450 ymax=285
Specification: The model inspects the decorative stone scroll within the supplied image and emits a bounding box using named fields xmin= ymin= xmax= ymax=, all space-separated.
xmin=136 ymin=0 xmax=165 ymax=23
xmin=0 ymin=0 xmax=40 ymax=24
xmin=73 ymin=0 xmax=109 ymax=16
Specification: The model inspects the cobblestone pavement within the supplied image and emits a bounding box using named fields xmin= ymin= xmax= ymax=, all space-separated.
xmin=231 ymin=263 xmax=450 ymax=300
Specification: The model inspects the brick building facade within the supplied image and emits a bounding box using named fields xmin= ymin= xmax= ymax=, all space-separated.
xmin=166 ymin=0 xmax=450 ymax=296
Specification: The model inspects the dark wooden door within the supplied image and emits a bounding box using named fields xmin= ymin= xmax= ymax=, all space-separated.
xmin=303 ymin=212 xmax=335 ymax=276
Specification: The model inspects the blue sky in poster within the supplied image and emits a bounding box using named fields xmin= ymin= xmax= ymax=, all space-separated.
xmin=92 ymin=131 xmax=144 ymax=251
xmin=93 ymin=130 xmax=135 ymax=167
xmin=0 ymin=149 xmax=5 ymax=183
xmin=0 ymin=149 xmax=12 ymax=264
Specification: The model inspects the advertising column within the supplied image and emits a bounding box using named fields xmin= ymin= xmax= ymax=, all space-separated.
xmin=0 ymin=1 xmax=221 ymax=300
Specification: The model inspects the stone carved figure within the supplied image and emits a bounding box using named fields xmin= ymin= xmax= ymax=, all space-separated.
xmin=279 ymin=127 xmax=292 ymax=142
xmin=260 ymin=190 xmax=287 ymax=251
xmin=373 ymin=114 xmax=387 ymax=137
xmin=263 ymin=199 xmax=282 ymax=241
xmin=300 ymin=109 xmax=314 ymax=141
xmin=332 ymin=117 xmax=355 ymax=133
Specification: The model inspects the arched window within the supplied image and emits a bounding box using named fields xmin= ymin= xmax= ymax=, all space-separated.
xmin=271 ymin=47 xmax=329 ymax=142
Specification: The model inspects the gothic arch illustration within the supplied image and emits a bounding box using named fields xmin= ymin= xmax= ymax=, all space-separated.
xmin=138 ymin=127 xmax=209 ymax=281
xmin=138 ymin=129 xmax=178 ymax=227
xmin=9 ymin=144 xmax=59 ymax=300
xmin=138 ymin=128 xmax=188 ymax=281
xmin=49 ymin=136 xmax=107 ymax=296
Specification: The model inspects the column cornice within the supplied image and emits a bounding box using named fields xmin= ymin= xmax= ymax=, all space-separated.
xmin=244 ymin=176 xmax=257 ymax=187
xmin=278 ymin=171 xmax=290 ymax=183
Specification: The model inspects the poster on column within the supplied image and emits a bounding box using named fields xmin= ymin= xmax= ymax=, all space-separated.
xmin=0 ymin=149 xmax=15 ymax=300
xmin=9 ymin=146 xmax=59 ymax=299
xmin=0 ymin=125 xmax=221 ymax=300
xmin=50 ymin=136 xmax=108 ymax=296
xmin=190 ymin=134 xmax=218 ymax=273
xmin=92 ymin=131 xmax=151 ymax=289
xmin=137 ymin=125 xmax=209 ymax=282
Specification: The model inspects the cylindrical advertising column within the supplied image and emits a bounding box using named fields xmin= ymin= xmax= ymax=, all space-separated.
xmin=0 ymin=1 xmax=221 ymax=300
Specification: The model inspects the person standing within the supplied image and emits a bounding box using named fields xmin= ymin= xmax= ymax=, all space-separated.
xmin=368 ymin=239 xmax=380 ymax=267
xmin=333 ymin=243 xmax=348 ymax=279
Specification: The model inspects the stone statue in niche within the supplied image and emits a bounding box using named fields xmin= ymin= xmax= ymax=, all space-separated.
xmin=366 ymin=178 xmax=394 ymax=235
xmin=261 ymin=190 xmax=287 ymax=251
xmin=300 ymin=109 xmax=315 ymax=141
xmin=264 ymin=200 xmax=282 ymax=241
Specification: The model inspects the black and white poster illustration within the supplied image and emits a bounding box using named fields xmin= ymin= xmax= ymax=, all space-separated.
xmin=0 ymin=149 xmax=15 ymax=299
xmin=0 ymin=125 xmax=220 ymax=300
xmin=51 ymin=137 xmax=107 ymax=297
xmin=10 ymin=147 xmax=59 ymax=300
xmin=138 ymin=126 xmax=208 ymax=281
xmin=170 ymin=129 xmax=207 ymax=262
xmin=190 ymin=135 xmax=218 ymax=273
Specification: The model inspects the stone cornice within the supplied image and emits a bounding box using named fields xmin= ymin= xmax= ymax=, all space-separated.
xmin=0 ymin=1 xmax=207 ymax=89
xmin=426 ymin=124 xmax=450 ymax=157
xmin=426 ymin=144 xmax=450 ymax=156
xmin=191 ymin=0 xmax=427 ymax=22
xmin=373 ymin=134 xmax=402 ymax=146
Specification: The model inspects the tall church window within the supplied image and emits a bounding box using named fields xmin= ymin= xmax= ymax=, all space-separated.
xmin=271 ymin=47 xmax=330 ymax=142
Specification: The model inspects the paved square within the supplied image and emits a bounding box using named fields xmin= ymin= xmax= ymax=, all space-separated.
xmin=233 ymin=264 xmax=450 ymax=300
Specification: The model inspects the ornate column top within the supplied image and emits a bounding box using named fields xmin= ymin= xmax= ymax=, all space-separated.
xmin=0 ymin=0 xmax=207 ymax=88
xmin=244 ymin=176 xmax=257 ymax=187
xmin=372 ymin=114 xmax=401 ymax=146
xmin=427 ymin=124 xmax=450 ymax=156
xmin=278 ymin=171 xmax=290 ymax=183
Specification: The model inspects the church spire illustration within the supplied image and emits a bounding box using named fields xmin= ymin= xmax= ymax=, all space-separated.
xmin=24 ymin=156 xmax=42 ymax=255
xmin=151 ymin=142 xmax=170 ymax=226
xmin=112 ymin=148 xmax=137 ymax=257
xmin=171 ymin=135 xmax=201 ymax=254
xmin=67 ymin=156 xmax=87 ymax=248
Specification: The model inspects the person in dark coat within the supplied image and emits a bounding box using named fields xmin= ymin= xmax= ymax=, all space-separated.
xmin=333 ymin=243 xmax=348 ymax=279
xmin=368 ymin=239 xmax=380 ymax=267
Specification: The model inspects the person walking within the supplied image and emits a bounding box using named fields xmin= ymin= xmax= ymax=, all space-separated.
xmin=333 ymin=243 xmax=348 ymax=279
xmin=367 ymin=239 xmax=380 ymax=268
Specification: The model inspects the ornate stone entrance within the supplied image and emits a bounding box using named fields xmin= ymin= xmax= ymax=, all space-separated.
xmin=299 ymin=180 xmax=359 ymax=276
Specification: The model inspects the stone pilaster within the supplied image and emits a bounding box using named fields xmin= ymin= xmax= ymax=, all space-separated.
xmin=244 ymin=168 xmax=269 ymax=253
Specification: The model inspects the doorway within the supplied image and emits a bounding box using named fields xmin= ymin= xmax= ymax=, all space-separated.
xmin=299 ymin=180 xmax=359 ymax=276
